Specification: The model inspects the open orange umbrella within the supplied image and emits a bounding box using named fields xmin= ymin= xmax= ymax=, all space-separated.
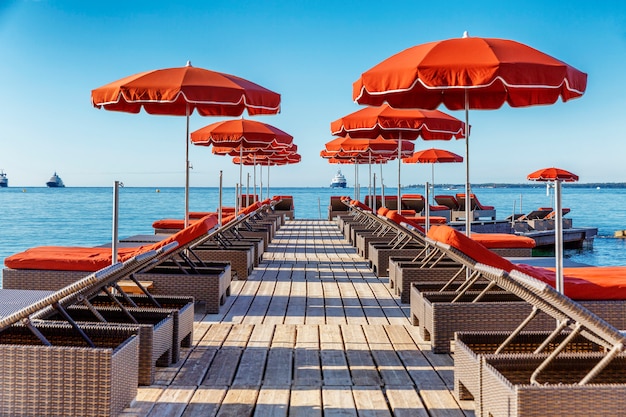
xmin=353 ymin=32 xmax=587 ymax=234
xmin=92 ymin=61 xmax=281 ymax=226
xmin=192 ymin=119 xmax=293 ymax=205
xmin=403 ymin=148 xmax=463 ymax=202
xmin=527 ymin=167 xmax=579 ymax=293
xmin=330 ymin=104 xmax=465 ymax=213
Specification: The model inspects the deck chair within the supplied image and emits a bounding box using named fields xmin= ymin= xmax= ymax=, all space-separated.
xmin=382 ymin=195 xmax=398 ymax=210
xmin=409 ymin=224 xmax=626 ymax=353
xmin=455 ymin=264 xmax=626 ymax=417
xmin=328 ymin=195 xmax=351 ymax=220
xmin=401 ymin=194 xmax=425 ymax=213
xmin=272 ymin=195 xmax=294 ymax=219
xmin=434 ymin=195 xmax=460 ymax=210
xmin=0 ymin=251 xmax=162 ymax=410
xmin=3 ymin=214 xmax=234 ymax=310
xmin=456 ymin=193 xmax=496 ymax=220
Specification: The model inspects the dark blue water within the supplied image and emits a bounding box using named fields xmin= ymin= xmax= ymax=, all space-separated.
xmin=1 ymin=186 xmax=625 ymax=276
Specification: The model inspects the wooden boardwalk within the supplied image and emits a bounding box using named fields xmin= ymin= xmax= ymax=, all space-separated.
xmin=120 ymin=219 xmax=474 ymax=417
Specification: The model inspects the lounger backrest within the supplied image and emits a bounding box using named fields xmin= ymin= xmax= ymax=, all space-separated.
xmin=434 ymin=195 xmax=459 ymax=210
xmin=427 ymin=225 xmax=516 ymax=272
xmin=401 ymin=194 xmax=425 ymax=212
xmin=141 ymin=214 xmax=218 ymax=255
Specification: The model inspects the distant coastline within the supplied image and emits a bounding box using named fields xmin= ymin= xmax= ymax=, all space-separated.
xmin=405 ymin=183 xmax=626 ymax=189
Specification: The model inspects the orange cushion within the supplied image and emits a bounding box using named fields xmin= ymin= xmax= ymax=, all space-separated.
xmin=471 ymin=233 xmax=536 ymax=249
xmin=377 ymin=207 xmax=389 ymax=216
xmin=4 ymin=215 xmax=218 ymax=272
xmin=385 ymin=210 xmax=426 ymax=233
xmin=404 ymin=216 xmax=448 ymax=225
xmin=352 ymin=200 xmax=371 ymax=211
xmin=427 ymin=225 xmax=516 ymax=272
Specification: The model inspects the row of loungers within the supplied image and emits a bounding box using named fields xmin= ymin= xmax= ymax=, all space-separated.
xmin=0 ymin=198 xmax=288 ymax=416
xmin=335 ymin=197 xmax=626 ymax=416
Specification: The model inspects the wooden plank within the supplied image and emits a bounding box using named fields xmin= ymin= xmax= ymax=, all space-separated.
xmin=221 ymin=279 xmax=261 ymax=324
xmin=384 ymin=325 xmax=447 ymax=390
xmin=264 ymin=324 xmax=295 ymax=386
xmin=119 ymin=386 xmax=163 ymax=417
xmin=247 ymin=323 xmax=275 ymax=349
xmin=289 ymin=387 xmax=322 ymax=417
xmin=180 ymin=387 xmax=227 ymax=417
xmin=340 ymin=325 xmax=381 ymax=386
xmin=322 ymin=279 xmax=346 ymax=325
xmin=305 ymin=280 xmax=326 ymax=325
xmin=362 ymin=325 xmax=413 ymax=386
xmin=222 ymin=323 xmax=254 ymax=349
xmin=294 ymin=324 xmax=321 ymax=386
xmin=321 ymin=386 xmax=358 ymax=417
xmin=385 ymin=387 xmax=430 ymax=417
xmin=146 ymin=386 xmax=195 ymax=417
xmin=351 ymin=279 xmax=388 ymax=325
xmin=285 ymin=272 xmax=307 ymax=325
xmin=202 ymin=348 xmax=243 ymax=386
xmin=171 ymin=348 xmax=217 ymax=386
xmin=232 ymin=348 xmax=268 ymax=387
xmin=243 ymin=280 xmax=276 ymax=324
xmin=351 ymin=386 xmax=392 ymax=417
xmin=253 ymin=387 xmax=291 ymax=417
xmin=197 ymin=323 xmax=232 ymax=348
xmin=319 ymin=324 xmax=351 ymax=386
xmin=337 ymin=281 xmax=368 ymax=325
xmin=215 ymin=387 xmax=259 ymax=417
xmin=263 ymin=280 xmax=291 ymax=324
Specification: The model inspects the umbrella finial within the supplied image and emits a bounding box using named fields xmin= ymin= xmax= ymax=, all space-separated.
xmin=186 ymin=60 xmax=192 ymax=67
xmin=462 ymin=31 xmax=469 ymax=38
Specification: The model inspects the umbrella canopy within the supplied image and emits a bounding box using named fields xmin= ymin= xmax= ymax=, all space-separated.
xmin=91 ymin=61 xmax=281 ymax=227
xmin=403 ymin=148 xmax=463 ymax=164
xmin=527 ymin=167 xmax=579 ymax=294
xmin=330 ymin=104 xmax=466 ymax=139
xmin=527 ymin=167 xmax=579 ymax=182
xmin=325 ymin=136 xmax=414 ymax=154
xmin=353 ymin=32 xmax=587 ymax=233
xmin=191 ymin=119 xmax=293 ymax=149
xmin=330 ymin=104 xmax=465 ymax=214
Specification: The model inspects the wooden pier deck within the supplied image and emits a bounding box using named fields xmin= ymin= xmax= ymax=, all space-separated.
xmin=120 ymin=219 xmax=474 ymax=417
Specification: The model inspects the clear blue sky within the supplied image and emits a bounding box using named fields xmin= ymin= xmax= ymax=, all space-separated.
xmin=1 ymin=0 xmax=625 ymax=187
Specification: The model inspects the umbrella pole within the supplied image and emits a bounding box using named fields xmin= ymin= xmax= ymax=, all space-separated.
xmin=424 ymin=181 xmax=430 ymax=235
xmin=239 ymin=147 xmax=243 ymax=210
xmin=368 ymin=151 xmax=373 ymax=210
xmin=260 ymin=164 xmax=263 ymax=201
xmin=464 ymin=90 xmax=471 ymax=236
xmin=267 ymin=164 xmax=270 ymax=199
xmin=431 ymin=163 xmax=435 ymax=205
xmin=398 ymin=139 xmax=402 ymax=215
xmin=354 ymin=162 xmax=358 ymax=200
xmin=555 ymin=180 xmax=564 ymax=293
xmin=380 ymin=162 xmax=387 ymax=207
xmin=219 ymin=171 xmax=223 ymax=225
xmin=185 ymin=104 xmax=190 ymax=228
xmin=253 ymin=155 xmax=257 ymax=201
xmin=247 ymin=173 xmax=250 ymax=206
xmin=112 ymin=180 xmax=121 ymax=265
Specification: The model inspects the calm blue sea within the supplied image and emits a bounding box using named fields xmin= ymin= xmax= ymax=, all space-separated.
xmin=1 ymin=185 xmax=626 ymax=284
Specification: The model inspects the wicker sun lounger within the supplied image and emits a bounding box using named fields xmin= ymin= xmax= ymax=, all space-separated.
xmin=409 ymin=225 xmax=626 ymax=353
xmin=454 ymin=264 xmax=626 ymax=417
xmin=0 ymin=254 xmax=162 ymax=416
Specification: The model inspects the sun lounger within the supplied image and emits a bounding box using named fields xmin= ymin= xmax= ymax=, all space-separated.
xmin=409 ymin=225 xmax=626 ymax=353
xmin=434 ymin=194 xmax=460 ymax=210
xmin=328 ymin=195 xmax=351 ymax=220
xmin=401 ymin=193 xmax=425 ymax=213
xmin=455 ymin=193 xmax=496 ymax=220
xmin=272 ymin=195 xmax=294 ymax=219
xmin=0 ymin=252 xmax=164 ymax=416
xmin=3 ymin=214 xmax=234 ymax=310
xmin=454 ymin=264 xmax=626 ymax=417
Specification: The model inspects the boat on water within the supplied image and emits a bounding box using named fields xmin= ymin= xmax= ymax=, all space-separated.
xmin=330 ymin=170 xmax=347 ymax=188
xmin=0 ymin=170 xmax=7 ymax=188
xmin=46 ymin=172 xmax=65 ymax=188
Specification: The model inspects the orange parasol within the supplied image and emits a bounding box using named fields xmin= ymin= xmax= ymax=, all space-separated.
xmin=91 ymin=61 xmax=281 ymax=226
xmin=353 ymin=32 xmax=587 ymax=233
xmin=403 ymin=147 xmax=463 ymax=202
xmin=527 ymin=167 xmax=579 ymax=293
xmin=330 ymin=104 xmax=465 ymax=213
